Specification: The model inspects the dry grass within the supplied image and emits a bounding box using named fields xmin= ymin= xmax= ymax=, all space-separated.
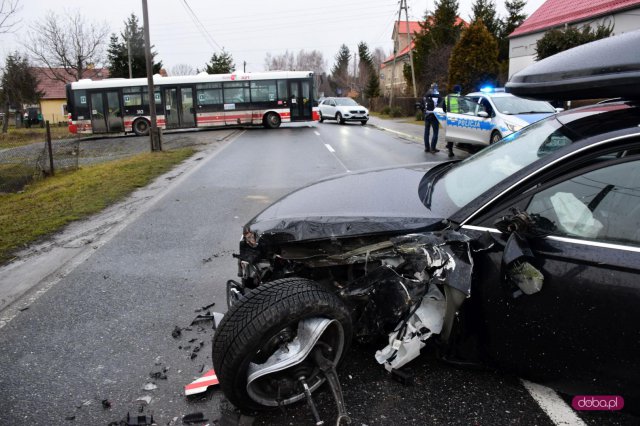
xmin=0 ymin=148 xmax=195 ymax=264
xmin=0 ymin=126 xmax=82 ymax=149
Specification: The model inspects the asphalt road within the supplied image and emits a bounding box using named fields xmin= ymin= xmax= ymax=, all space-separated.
xmin=0 ymin=121 xmax=636 ymax=426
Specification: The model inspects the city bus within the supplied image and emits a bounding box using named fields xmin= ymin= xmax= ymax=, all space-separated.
xmin=66 ymin=71 xmax=319 ymax=135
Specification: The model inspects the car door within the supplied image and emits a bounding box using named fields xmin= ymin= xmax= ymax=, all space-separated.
xmin=445 ymin=95 xmax=487 ymax=145
xmin=461 ymin=150 xmax=640 ymax=394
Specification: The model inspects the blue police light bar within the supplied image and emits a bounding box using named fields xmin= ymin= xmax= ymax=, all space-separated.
xmin=480 ymin=86 xmax=494 ymax=93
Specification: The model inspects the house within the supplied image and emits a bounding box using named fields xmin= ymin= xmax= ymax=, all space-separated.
xmin=381 ymin=18 xmax=467 ymax=96
xmin=508 ymin=0 xmax=640 ymax=78
xmin=30 ymin=67 xmax=109 ymax=124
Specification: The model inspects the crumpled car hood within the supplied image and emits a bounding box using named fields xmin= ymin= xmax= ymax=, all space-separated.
xmin=247 ymin=165 xmax=446 ymax=243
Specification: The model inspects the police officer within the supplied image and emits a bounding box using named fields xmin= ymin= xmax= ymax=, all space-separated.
xmin=445 ymin=84 xmax=462 ymax=158
xmin=422 ymin=83 xmax=444 ymax=153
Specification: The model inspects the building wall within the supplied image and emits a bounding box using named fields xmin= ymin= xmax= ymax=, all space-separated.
xmin=40 ymin=99 xmax=67 ymax=124
xmin=381 ymin=57 xmax=409 ymax=97
xmin=508 ymin=8 xmax=640 ymax=78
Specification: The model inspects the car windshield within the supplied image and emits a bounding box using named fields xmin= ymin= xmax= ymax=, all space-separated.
xmin=491 ymin=96 xmax=556 ymax=114
xmin=419 ymin=116 xmax=574 ymax=216
xmin=334 ymin=98 xmax=359 ymax=106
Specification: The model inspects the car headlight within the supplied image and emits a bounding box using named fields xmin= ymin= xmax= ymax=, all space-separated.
xmin=505 ymin=122 xmax=523 ymax=133
xmin=243 ymin=227 xmax=258 ymax=247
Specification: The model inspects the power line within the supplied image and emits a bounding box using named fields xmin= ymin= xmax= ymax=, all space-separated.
xmin=179 ymin=0 xmax=222 ymax=51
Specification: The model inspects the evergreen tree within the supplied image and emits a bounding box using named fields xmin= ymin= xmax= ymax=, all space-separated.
xmin=410 ymin=0 xmax=464 ymax=94
xmin=448 ymin=19 xmax=499 ymax=94
xmin=535 ymin=24 xmax=613 ymax=60
xmin=204 ymin=49 xmax=235 ymax=74
xmin=357 ymin=42 xmax=381 ymax=101
xmin=471 ymin=0 xmax=501 ymax=39
xmin=1 ymin=53 xmax=43 ymax=133
xmin=498 ymin=0 xmax=527 ymax=62
xmin=107 ymin=14 xmax=163 ymax=78
xmin=330 ymin=44 xmax=351 ymax=95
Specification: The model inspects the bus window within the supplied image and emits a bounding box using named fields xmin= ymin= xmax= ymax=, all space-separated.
xmin=223 ymin=82 xmax=250 ymax=104
xmin=250 ymin=80 xmax=277 ymax=102
xmin=196 ymin=83 xmax=223 ymax=105
xmin=277 ymin=80 xmax=288 ymax=102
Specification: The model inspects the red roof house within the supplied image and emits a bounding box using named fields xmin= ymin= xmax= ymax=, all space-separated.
xmin=508 ymin=0 xmax=640 ymax=77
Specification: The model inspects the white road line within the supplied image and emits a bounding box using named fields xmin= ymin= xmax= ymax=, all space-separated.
xmin=314 ymin=131 xmax=320 ymax=136
xmin=323 ymin=143 xmax=350 ymax=172
xmin=521 ymin=379 xmax=586 ymax=426
xmin=324 ymin=143 xmax=335 ymax=153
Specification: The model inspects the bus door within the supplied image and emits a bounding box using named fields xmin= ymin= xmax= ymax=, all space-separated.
xmin=90 ymin=91 xmax=123 ymax=133
xmin=164 ymin=87 xmax=196 ymax=129
xmin=288 ymin=80 xmax=312 ymax=121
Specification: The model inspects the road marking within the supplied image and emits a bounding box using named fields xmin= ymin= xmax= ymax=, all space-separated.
xmin=323 ymin=144 xmax=349 ymax=172
xmin=522 ymin=379 xmax=586 ymax=426
xmin=314 ymin=131 xmax=320 ymax=136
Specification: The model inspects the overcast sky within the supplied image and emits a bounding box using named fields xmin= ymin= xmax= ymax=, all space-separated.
xmin=1 ymin=0 xmax=545 ymax=73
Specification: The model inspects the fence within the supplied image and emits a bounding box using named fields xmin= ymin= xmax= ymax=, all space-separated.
xmin=0 ymin=126 xmax=226 ymax=193
xmin=370 ymin=96 xmax=420 ymax=116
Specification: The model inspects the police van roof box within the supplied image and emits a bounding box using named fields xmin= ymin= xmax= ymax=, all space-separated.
xmin=506 ymin=30 xmax=640 ymax=101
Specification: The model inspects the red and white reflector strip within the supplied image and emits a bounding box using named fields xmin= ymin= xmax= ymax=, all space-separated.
xmin=184 ymin=369 xmax=219 ymax=396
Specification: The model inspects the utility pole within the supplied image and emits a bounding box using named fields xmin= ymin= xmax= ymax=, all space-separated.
xmin=389 ymin=0 xmax=417 ymax=105
xmin=243 ymin=61 xmax=246 ymax=73
xmin=404 ymin=0 xmax=417 ymax=98
xmin=142 ymin=0 xmax=161 ymax=151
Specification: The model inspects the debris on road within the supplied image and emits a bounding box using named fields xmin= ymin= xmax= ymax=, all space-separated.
xmin=182 ymin=412 xmax=208 ymax=424
xmin=110 ymin=412 xmax=155 ymax=426
xmin=143 ymin=383 xmax=157 ymax=391
xmin=102 ymin=399 xmax=112 ymax=409
xmin=184 ymin=369 xmax=219 ymax=396
xmin=171 ymin=326 xmax=182 ymax=339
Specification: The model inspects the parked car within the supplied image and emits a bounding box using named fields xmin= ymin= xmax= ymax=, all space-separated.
xmin=443 ymin=89 xmax=559 ymax=145
xmin=318 ymin=97 xmax=369 ymax=125
xmin=213 ymin=31 xmax=640 ymax=419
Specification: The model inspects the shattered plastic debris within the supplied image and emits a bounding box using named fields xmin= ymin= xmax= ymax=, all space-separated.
xmin=101 ymin=399 xmax=112 ymax=409
xmin=184 ymin=369 xmax=219 ymax=396
xmin=115 ymin=412 xmax=155 ymax=426
xmin=135 ymin=395 xmax=152 ymax=405
xmin=143 ymin=383 xmax=158 ymax=391
xmin=508 ymin=261 xmax=544 ymax=296
xmin=182 ymin=412 xmax=208 ymax=424
xmin=149 ymin=367 xmax=168 ymax=380
xmin=171 ymin=326 xmax=182 ymax=338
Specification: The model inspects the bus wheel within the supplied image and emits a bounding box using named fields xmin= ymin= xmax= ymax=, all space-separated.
xmin=133 ymin=118 xmax=150 ymax=136
xmin=263 ymin=112 xmax=281 ymax=129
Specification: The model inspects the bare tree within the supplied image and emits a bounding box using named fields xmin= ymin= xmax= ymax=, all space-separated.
xmin=372 ymin=47 xmax=387 ymax=73
xmin=170 ymin=63 xmax=196 ymax=76
xmin=294 ymin=50 xmax=326 ymax=74
xmin=0 ymin=0 xmax=21 ymax=34
xmin=264 ymin=51 xmax=294 ymax=71
xmin=25 ymin=10 xmax=109 ymax=82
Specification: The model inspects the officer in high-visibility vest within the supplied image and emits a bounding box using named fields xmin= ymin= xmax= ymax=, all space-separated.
xmin=445 ymin=84 xmax=462 ymax=157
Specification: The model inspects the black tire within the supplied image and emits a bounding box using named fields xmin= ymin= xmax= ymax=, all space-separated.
xmin=361 ymin=120 xmax=368 ymax=126
xmin=263 ymin=112 xmax=281 ymax=129
xmin=132 ymin=118 xmax=150 ymax=136
xmin=212 ymin=278 xmax=352 ymax=412
xmin=336 ymin=112 xmax=345 ymax=124
xmin=490 ymin=131 xmax=502 ymax=144
xmin=319 ymin=112 xmax=324 ymax=123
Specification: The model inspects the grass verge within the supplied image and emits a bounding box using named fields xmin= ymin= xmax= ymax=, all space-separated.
xmin=0 ymin=126 xmax=82 ymax=149
xmin=0 ymin=148 xmax=195 ymax=264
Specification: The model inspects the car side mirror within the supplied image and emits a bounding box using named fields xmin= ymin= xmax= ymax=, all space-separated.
xmin=477 ymin=111 xmax=489 ymax=118
xmin=555 ymin=108 xmax=564 ymax=113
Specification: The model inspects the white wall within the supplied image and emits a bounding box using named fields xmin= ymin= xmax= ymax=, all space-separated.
xmin=508 ymin=7 xmax=640 ymax=79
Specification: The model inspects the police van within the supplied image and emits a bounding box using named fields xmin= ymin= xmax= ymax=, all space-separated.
xmin=441 ymin=88 xmax=559 ymax=145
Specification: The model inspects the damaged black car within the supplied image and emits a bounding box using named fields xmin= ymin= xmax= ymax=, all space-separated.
xmin=212 ymin=30 xmax=640 ymax=419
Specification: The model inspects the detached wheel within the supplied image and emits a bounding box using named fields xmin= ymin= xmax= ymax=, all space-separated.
xmin=490 ymin=131 xmax=502 ymax=144
xmin=336 ymin=112 xmax=345 ymax=124
xmin=263 ymin=112 xmax=281 ymax=129
xmin=133 ymin=118 xmax=150 ymax=136
xmin=212 ymin=278 xmax=352 ymax=412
